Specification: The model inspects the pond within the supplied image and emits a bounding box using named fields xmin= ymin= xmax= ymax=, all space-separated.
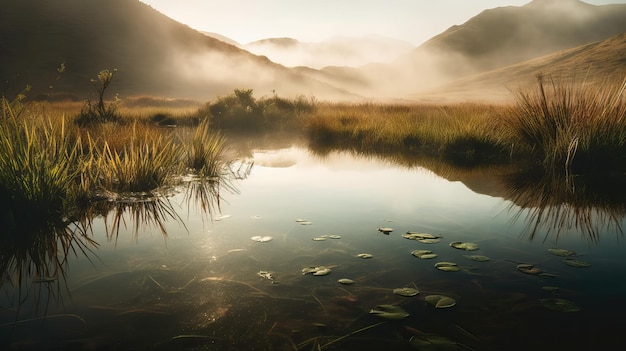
xmin=1 ymin=142 xmax=625 ymax=350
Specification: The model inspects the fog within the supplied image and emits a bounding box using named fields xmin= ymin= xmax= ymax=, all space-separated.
xmin=174 ymin=0 xmax=626 ymax=103
xmin=242 ymin=36 xmax=414 ymax=69
xmin=107 ymin=0 xmax=626 ymax=103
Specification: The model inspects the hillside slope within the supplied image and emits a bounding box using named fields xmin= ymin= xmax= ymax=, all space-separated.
xmin=313 ymin=0 xmax=626 ymax=100
xmin=0 ymin=0 xmax=353 ymax=100
xmin=425 ymin=32 xmax=626 ymax=102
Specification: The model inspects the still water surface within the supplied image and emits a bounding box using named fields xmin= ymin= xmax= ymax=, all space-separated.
xmin=1 ymin=146 xmax=625 ymax=350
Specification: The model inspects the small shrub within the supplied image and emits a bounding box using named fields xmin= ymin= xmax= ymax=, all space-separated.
xmin=75 ymin=69 xmax=121 ymax=126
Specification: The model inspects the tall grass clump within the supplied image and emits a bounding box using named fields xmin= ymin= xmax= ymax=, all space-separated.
xmin=0 ymin=97 xmax=84 ymax=234
xmin=0 ymin=96 xmax=97 ymax=290
xmin=184 ymin=118 xmax=229 ymax=177
xmin=502 ymin=75 xmax=626 ymax=173
xmin=93 ymin=124 xmax=182 ymax=194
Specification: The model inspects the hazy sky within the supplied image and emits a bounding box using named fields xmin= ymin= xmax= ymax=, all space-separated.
xmin=139 ymin=0 xmax=626 ymax=45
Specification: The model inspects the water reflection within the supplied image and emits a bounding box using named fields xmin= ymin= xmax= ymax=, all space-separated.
xmin=504 ymin=168 xmax=626 ymax=242
xmin=0 ymin=164 xmax=241 ymax=317
xmin=309 ymin=140 xmax=626 ymax=243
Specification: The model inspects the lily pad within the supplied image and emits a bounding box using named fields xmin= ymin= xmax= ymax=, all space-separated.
xmin=421 ymin=239 xmax=442 ymax=244
xmin=435 ymin=262 xmax=460 ymax=272
xmin=393 ymin=287 xmax=420 ymax=297
xmin=250 ymin=236 xmax=273 ymax=242
xmin=257 ymin=271 xmax=274 ymax=281
xmin=541 ymin=286 xmax=560 ymax=294
xmin=548 ymin=248 xmax=577 ymax=257
xmin=449 ymin=241 xmax=479 ymax=251
xmin=466 ymin=254 xmax=490 ymax=262
xmin=409 ymin=334 xmax=466 ymax=350
xmin=540 ymin=298 xmax=581 ymax=312
xmin=562 ymin=258 xmax=591 ymax=268
xmin=411 ymin=250 xmax=438 ymax=259
xmin=302 ymin=266 xmax=332 ymax=276
xmin=357 ymin=253 xmax=373 ymax=259
xmin=425 ymin=294 xmax=456 ymax=308
xmin=378 ymin=227 xmax=393 ymax=234
xmin=402 ymin=231 xmax=440 ymax=240
xmin=369 ymin=304 xmax=409 ymax=320
xmin=517 ymin=263 xmax=543 ymax=275
xmin=338 ymin=278 xmax=354 ymax=285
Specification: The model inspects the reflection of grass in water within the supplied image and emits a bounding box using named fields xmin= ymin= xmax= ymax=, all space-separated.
xmin=504 ymin=168 xmax=626 ymax=242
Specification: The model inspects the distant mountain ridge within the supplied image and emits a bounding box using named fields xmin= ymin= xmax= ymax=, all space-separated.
xmin=1 ymin=0 xmax=625 ymax=102
xmin=0 ymin=0 xmax=354 ymax=100
xmin=243 ymin=36 xmax=415 ymax=69
xmin=289 ymin=0 xmax=626 ymax=100
xmin=413 ymin=0 xmax=626 ymax=76
xmin=426 ymin=32 xmax=626 ymax=102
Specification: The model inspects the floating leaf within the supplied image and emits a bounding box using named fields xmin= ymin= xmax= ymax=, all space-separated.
xmin=251 ymin=236 xmax=273 ymax=242
xmin=411 ymin=250 xmax=438 ymax=259
xmin=541 ymin=286 xmax=560 ymax=294
xmin=338 ymin=278 xmax=354 ymax=285
xmin=257 ymin=271 xmax=274 ymax=281
xmin=435 ymin=262 xmax=460 ymax=272
xmin=313 ymin=268 xmax=332 ymax=276
xmin=562 ymin=258 xmax=591 ymax=268
xmin=540 ymin=298 xmax=581 ymax=312
xmin=328 ymin=235 xmax=341 ymax=239
xmin=548 ymin=248 xmax=577 ymax=257
xmin=312 ymin=237 xmax=328 ymax=241
xmin=404 ymin=232 xmax=440 ymax=239
xmin=378 ymin=227 xmax=394 ymax=234
xmin=409 ymin=333 xmax=465 ymax=350
xmin=302 ymin=266 xmax=331 ymax=276
xmin=418 ymin=238 xmax=441 ymax=244
xmin=357 ymin=253 xmax=373 ymax=259
xmin=466 ymin=255 xmax=490 ymax=262
xmin=517 ymin=263 xmax=543 ymax=275
xmin=393 ymin=287 xmax=420 ymax=297
xmin=369 ymin=304 xmax=409 ymax=319
xmin=449 ymin=241 xmax=479 ymax=251
xmin=425 ymin=294 xmax=456 ymax=308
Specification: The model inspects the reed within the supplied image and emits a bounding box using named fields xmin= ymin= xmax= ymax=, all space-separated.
xmin=93 ymin=123 xmax=182 ymax=193
xmin=501 ymin=75 xmax=626 ymax=173
xmin=0 ymin=97 xmax=85 ymax=233
xmin=184 ymin=118 xmax=229 ymax=177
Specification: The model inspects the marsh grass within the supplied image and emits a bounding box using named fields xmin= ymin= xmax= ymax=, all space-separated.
xmin=184 ymin=118 xmax=228 ymax=177
xmin=0 ymin=97 xmax=98 ymax=298
xmin=306 ymin=102 xmax=508 ymax=165
xmin=0 ymin=97 xmax=84 ymax=233
xmin=502 ymin=75 xmax=626 ymax=173
xmin=93 ymin=123 xmax=182 ymax=194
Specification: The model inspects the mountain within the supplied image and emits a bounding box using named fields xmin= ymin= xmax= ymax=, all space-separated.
xmin=422 ymin=32 xmax=626 ymax=102
xmin=408 ymin=0 xmax=626 ymax=77
xmin=310 ymin=0 xmax=626 ymax=100
xmin=201 ymin=32 xmax=241 ymax=47
xmin=244 ymin=36 xmax=415 ymax=69
xmin=0 ymin=0 xmax=354 ymax=101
